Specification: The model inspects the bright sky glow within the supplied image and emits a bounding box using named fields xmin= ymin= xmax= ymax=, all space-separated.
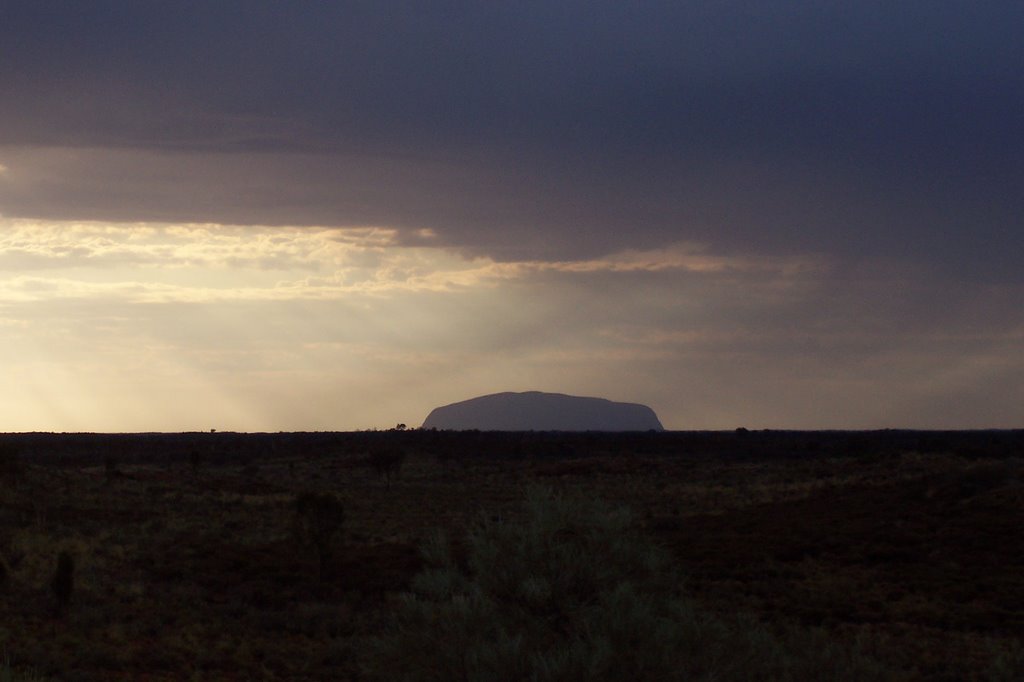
xmin=1 ymin=219 xmax=1021 ymax=431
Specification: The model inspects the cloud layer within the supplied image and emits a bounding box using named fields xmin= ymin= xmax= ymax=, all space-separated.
xmin=0 ymin=4 xmax=1021 ymax=429
xmin=2 ymin=3 xmax=1021 ymax=270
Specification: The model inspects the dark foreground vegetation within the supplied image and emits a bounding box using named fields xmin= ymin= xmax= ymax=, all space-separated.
xmin=1 ymin=429 xmax=1022 ymax=680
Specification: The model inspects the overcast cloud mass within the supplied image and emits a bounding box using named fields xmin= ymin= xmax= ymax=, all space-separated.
xmin=0 ymin=2 xmax=1021 ymax=430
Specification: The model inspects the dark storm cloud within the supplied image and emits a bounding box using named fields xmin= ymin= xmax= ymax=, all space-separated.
xmin=1 ymin=2 xmax=1022 ymax=275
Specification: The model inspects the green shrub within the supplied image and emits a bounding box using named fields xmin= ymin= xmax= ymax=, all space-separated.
xmin=365 ymin=486 xmax=887 ymax=681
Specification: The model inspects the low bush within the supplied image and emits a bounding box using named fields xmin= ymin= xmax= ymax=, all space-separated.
xmin=1 ymin=655 xmax=48 ymax=682
xmin=366 ymin=486 xmax=887 ymax=681
xmin=984 ymin=638 xmax=1024 ymax=682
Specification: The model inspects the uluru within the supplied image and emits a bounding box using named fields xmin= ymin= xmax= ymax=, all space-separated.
xmin=421 ymin=391 xmax=664 ymax=431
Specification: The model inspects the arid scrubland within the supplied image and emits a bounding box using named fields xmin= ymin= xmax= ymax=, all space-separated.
xmin=1 ymin=431 xmax=1022 ymax=680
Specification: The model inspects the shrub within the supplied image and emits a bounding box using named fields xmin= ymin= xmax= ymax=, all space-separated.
xmin=365 ymin=486 xmax=887 ymax=681
xmin=1 ymin=655 xmax=47 ymax=682
xmin=293 ymin=492 xmax=345 ymax=581
xmin=984 ymin=638 xmax=1024 ymax=682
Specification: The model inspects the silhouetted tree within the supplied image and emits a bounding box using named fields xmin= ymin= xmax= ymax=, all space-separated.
xmin=52 ymin=551 xmax=74 ymax=615
xmin=241 ymin=459 xmax=259 ymax=478
xmin=294 ymin=492 xmax=345 ymax=581
xmin=188 ymin=449 xmax=202 ymax=475
xmin=0 ymin=444 xmax=23 ymax=487
xmin=104 ymin=454 xmax=119 ymax=483
xmin=369 ymin=447 xmax=405 ymax=489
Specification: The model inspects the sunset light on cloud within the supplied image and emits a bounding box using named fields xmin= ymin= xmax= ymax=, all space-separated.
xmin=1 ymin=3 xmax=1022 ymax=431
xmin=0 ymin=219 xmax=826 ymax=430
xmin=2 ymin=217 xmax=1021 ymax=432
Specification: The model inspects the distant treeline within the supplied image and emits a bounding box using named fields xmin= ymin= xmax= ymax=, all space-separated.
xmin=2 ymin=428 xmax=1022 ymax=466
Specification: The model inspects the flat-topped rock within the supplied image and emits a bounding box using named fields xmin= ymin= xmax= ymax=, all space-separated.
xmin=421 ymin=391 xmax=664 ymax=431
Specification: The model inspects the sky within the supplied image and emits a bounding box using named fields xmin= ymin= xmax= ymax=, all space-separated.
xmin=1 ymin=2 xmax=1022 ymax=431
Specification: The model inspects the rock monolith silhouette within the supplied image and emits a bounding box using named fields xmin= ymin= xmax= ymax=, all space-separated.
xmin=422 ymin=391 xmax=664 ymax=431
